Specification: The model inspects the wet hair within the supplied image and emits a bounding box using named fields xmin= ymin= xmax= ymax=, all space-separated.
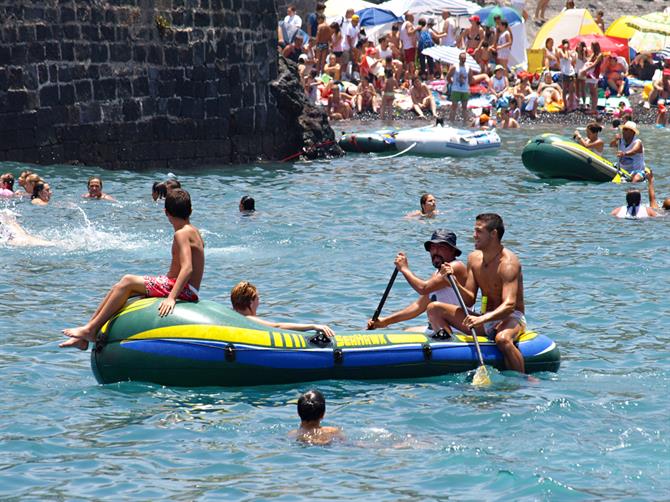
xmin=663 ymin=198 xmax=670 ymax=211
xmin=164 ymin=188 xmax=192 ymax=219
xmin=26 ymin=173 xmax=42 ymax=186
xmin=476 ymin=213 xmax=505 ymax=240
xmin=87 ymin=176 xmax=102 ymax=188
xmin=19 ymin=169 xmax=33 ymax=179
xmin=1 ymin=173 xmax=14 ymax=190
xmin=152 ymin=179 xmax=181 ymax=199
xmin=586 ymin=122 xmax=602 ymax=134
xmin=32 ymin=181 xmax=47 ymax=199
xmin=626 ymin=190 xmax=642 ymax=217
xmin=240 ymin=195 xmax=255 ymax=211
xmin=420 ymin=193 xmax=433 ymax=211
xmin=297 ymin=389 xmax=326 ymax=422
xmin=230 ymin=281 xmax=258 ymax=311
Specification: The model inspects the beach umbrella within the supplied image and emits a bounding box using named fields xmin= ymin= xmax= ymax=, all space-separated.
xmin=531 ymin=9 xmax=603 ymax=50
xmin=569 ymin=34 xmax=629 ymax=60
xmin=422 ymin=46 xmax=480 ymax=72
xmin=355 ymin=7 xmax=403 ymax=27
xmin=606 ymin=15 xmax=640 ymax=40
xmin=656 ymin=46 xmax=670 ymax=60
xmin=379 ymin=0 xmax=480 ymax=17
xmin=626 ymin=10 xmax=670 ymax=37
xmin=629 ymin=30 xmax=670 ymax=53
xmin=475 ymin=5 xmax=523 ymax=28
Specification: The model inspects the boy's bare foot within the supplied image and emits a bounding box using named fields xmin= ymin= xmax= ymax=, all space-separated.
xmin=62 ymin=326 xmax=96 ymax=342
xmin=59 ymin=336 xmax=90 ymax=350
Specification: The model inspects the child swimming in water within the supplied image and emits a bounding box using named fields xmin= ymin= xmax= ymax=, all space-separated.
xmin=61 ymin=189 xmax=205 ymax=350
xmin=289 ymin=390 xmax=343 ymax=445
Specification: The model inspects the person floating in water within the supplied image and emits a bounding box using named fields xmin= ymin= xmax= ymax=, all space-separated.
xmin=230 ymin=281 xmax=335 ymax=337
xmin=31 ymin=181 xmax=52 ymax=206
xmin=288 ymin=390 xmax=343 ymax=445
xmin=0 ymin=212 xmax=54 ymax=247
xmin=61 ymin=189 xmax=205 ymax=350
xmin=405 ymin=193 xmax=438 ymax=219
xmin=83 ymin=176 xmax=115 ymax=201
xmin=239 ymin=195 xmax=255 ymax=212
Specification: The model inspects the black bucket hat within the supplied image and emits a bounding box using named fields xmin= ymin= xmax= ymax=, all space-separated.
xmin=424 ymin=229 xmax=462 ymax=256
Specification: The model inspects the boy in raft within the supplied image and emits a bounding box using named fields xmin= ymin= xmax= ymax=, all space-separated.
xmin=61 ymin=189 xmax=204 ymax=350
xmin=289 ymin=390 xmax=343 ymax=445
xmin=429 ymin=214 xmax=528 ymax=374
xmin=230 ymin=281 xmax=335 ymax=337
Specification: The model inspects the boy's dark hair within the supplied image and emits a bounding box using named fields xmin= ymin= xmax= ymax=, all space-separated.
xmin=32 ymin=181 xmax=46 ymax=199
xmin=240 ymin=195 xmax=255 ymax=211
xmin=298 ymin=390 xmax=326 ymax=422
xmin=476 ymin=213 xmax=505 ymax=240
xmin=165 ymin=188 xmax=192 ymax=219
xmin=153 ymin=179 xmax=181 ymax=199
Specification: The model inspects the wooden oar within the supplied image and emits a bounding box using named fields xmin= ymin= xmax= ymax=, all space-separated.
xmin=371 ymin=269 xmax=399 ymax=322
xmin=446 ymin=274 xmax=491 ymax=386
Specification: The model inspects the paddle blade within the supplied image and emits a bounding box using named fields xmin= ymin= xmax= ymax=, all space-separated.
xmin=472 ymin=365 xmax=491 ymax=386
xmin=611 ymin=173 xmax=622 ymax=184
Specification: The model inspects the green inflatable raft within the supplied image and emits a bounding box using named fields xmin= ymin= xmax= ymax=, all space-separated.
xmin=90 ymin=298 xmax=561 ymax=387
xmin=522 ymin=133 xmax=618 ymax=182
xmin=338 ymin=131 xmax=396 ymax=153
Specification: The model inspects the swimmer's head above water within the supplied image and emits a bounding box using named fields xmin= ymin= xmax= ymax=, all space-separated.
xmin=297 ymin=390 xmax=326 ymax=423
xmin=87 ymin=176 xmax=103 ymax=198
xmin=239 ymin=195 xmax=255 ymax=212
xmin=152 ymin=178 xmax=181 ymax=201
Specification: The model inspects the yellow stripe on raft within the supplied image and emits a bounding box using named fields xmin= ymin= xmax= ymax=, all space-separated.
xmin=454 ymin=331 xmax=538 ymax=343
xmin=128 ymin=325 xmax=273 ymax=347
xmin=386 ymin=334 xmax=428 ymax=344
xmin=552 ymin=140 xmax=613 ymax=166
xmin=101 ymin=298 xmax=159 ymax=335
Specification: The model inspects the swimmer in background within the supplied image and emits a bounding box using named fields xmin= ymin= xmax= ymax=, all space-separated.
xmin=15 ymin=170 xmax=34 ymax=196
xmin=23 ymin=173 xmax=43 ymax=198
xmin=611 ymin=188 xmax=660 ymax=218
xmin=406 ymin=193 xmax=438 ymax=219
xmin=230 ymin=281 xmax=336 ymax=338
xmin=0 ymin=173 xmax=15 ymax=197
xmin=646 ymin=170 xmax=670 ymax=212
xmin=239 ymin=195 xmax=255 ymax=213
xmin=83 ymin=176 xmax=115 ymax=201
xmin=573 ymin=122 xmax=604 ymax=154
xmin=31 ymin=181 xmax=52 ymax=206
xmin=288 ymin=390 xmax=343 ymax=446
xmin=61 ymin=189 xmax=205 ymax=350
xmin=0 ymin=212 xmax=54 ymax=247
xmin=152 ymin=179 xmax=181 ymax=201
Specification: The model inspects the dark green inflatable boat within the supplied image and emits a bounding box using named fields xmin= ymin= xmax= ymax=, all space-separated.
xmin=338 ymin=131 xmax=396 ymax=153
xmin=522 ymin=133 xmax=618 ymax=182
xmin=91 ymin=298 xmax=560 ymax=387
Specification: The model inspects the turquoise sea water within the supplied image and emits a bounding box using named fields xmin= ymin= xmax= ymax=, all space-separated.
xmin=1 ymin=124 xmax=668 ymax=500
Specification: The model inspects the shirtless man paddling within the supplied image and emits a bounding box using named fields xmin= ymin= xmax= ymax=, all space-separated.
xmin=427 ymin=213 xmax=527 ymax=373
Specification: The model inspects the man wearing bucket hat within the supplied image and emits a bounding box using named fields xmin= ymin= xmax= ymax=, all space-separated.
xmin=609 ymin=121 xmax=646 ymax=183
xmin=366 ymin=230 xmax=466 ymax=335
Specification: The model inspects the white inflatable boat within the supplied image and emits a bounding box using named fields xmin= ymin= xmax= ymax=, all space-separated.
xmin=391 ymin=125 xmax=501 ymax=157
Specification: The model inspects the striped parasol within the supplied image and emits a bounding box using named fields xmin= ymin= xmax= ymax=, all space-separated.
xmin=656 ymin=46 xmax=670 ymax=60
xmin=421 ymin=46 xmax=480 ymax=72
xmin=626 ymin=10 xmax=670 ymax=36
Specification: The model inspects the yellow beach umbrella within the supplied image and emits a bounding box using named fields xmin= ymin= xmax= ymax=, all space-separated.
xmin=626 ymin=10 xmax=670 ymax=36
xmin=532 ymin=9 xmax=603 ymax=50
xmin=606 ymin=15 xmax=640 ymax=40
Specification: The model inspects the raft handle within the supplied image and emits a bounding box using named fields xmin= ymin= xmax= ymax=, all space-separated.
xmin=422 ymin=344 xmax=432 ymax=361
xmin=225 ymin=343 xmax=236 ymax=362
xmin=333 ymin=348 xmax=344 ymax=365
xmin=309 ymin=332 xmax=332 ymax=347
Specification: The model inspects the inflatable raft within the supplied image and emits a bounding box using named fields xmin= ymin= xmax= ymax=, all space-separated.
xmin=91 ymin=299 xmax=561 ymax=387
xmin=392 ymin=125 xmax=501 ymax=157
xmin=522 ymin=134 xmax=619 ymax=182
xmin=338 ymin=131 xmax=396 ymax=153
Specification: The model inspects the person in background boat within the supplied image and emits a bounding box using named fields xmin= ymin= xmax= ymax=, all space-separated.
xmin=409 ymin=76 xmax=437 ymax=119
xmin=61 ymin=189 xmax=205 ymax=350
xmin=0 ymin=211 xmax=54 ymax=247
xmin=152 ymin=178 xmax=181 ymax=201
xmin=447 ymin=51 xmax=473 ymax=124
xmin=230 ymin=281 xmax=336 ymax=338
xmin=83 ymin=176 xmax=115 ymax=201
xmin=31 ymin=181 xmax=52 ymax=206
xmin=289 ymin=390 xmax=343 ymax=446
xmin=609 ymin=121 xmax=646 ymax=183
xmin=239 ymin=195 xmax=255 ymax=213
xmin=430 ymin=214 xmax=528 ymax=373
xmin=573 ymin=122 xmax=604 ymax=153
xmin=645 ymin=170 xmax=670 ymax=212
xmin=406 ymin=193 xmax=438 ymax=219
xmin=611 ymin=188 xmax=659 ymax=218
xmin=366 ymin=229 xmax=467 ymax=334
xmin=0 ymin=173 xmax=15 ymax=197
xmin=499 ymin=106 xmax=519 ymax=129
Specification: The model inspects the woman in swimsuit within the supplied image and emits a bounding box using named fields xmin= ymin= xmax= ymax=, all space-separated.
xmin=543 ymin=38 xmax=559 ymax=71
xmin=460 ymin=15 xmax=484 ymax=54
xmin=494 ymin=20 xmax=513 ymax=74
xmin=330 ymin=23 xmax=343 ymax=66
xmin=355 ymin=76 xmax=379 ymax=114
xmin=31 ymin=181 xmax=52 ymax=206
xmin=380 ymin=69 xmax=398 ymax=121
xmin=323 ymin=54 xmax=341 ymax=81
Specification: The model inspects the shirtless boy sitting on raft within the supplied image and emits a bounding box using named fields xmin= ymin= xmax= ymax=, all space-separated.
xmin=61 ymin=189 xmax=205 ymax=350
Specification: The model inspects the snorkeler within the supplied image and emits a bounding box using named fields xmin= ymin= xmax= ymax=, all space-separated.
xmin=83 ymin=177 xmax=115 ymax=201
xmin=288 ymin=390 xmax=343 ymax=445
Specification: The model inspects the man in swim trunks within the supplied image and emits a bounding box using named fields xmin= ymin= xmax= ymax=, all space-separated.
xmin=82 ymin=176 xmax=115 ymax=201
xmin=366 ymin=229 xmax=466 ymax=335
xmin=410 ymin=76 xmax=437 ymax=118
xmin=61 ymin=189 xmax=205 ymax=350
xmin=429 ymin=214 xmax=528 ymax=373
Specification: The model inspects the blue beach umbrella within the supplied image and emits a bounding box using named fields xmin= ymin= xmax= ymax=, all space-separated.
xmin=475 ymin=6 xmax=523 ymax=28
xmin=656 ymin=46 xmax=670 ymax=60
xmin=355 ymin=7 xmax=403 ymax=27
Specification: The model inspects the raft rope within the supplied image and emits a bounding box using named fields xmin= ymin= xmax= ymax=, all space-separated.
xmin=280 ymin=140 xmax=335 ymax=162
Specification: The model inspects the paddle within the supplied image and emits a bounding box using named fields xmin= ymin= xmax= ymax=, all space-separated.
xmin=445 ymin=274 xmax=491 ymax=386
xmin=612 ymin=158 xmax=632 ymax=184
xmin=371 ymin=268 xmax=399 ymax=323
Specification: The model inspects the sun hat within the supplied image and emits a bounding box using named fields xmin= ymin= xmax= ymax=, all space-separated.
xmin=469 ymin=15 xmax=480 ymax=23
xmin=621 ymin=121 xmax=639 ymax=135
xmin=424 ymin=229 xmax=462 ymax=256
xmin=495 ymin=64 xmax=504 ymax=71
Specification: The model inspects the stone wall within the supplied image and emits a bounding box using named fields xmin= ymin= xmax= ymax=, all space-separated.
xmin=0 ymin=0 xmax=337 ymax=168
